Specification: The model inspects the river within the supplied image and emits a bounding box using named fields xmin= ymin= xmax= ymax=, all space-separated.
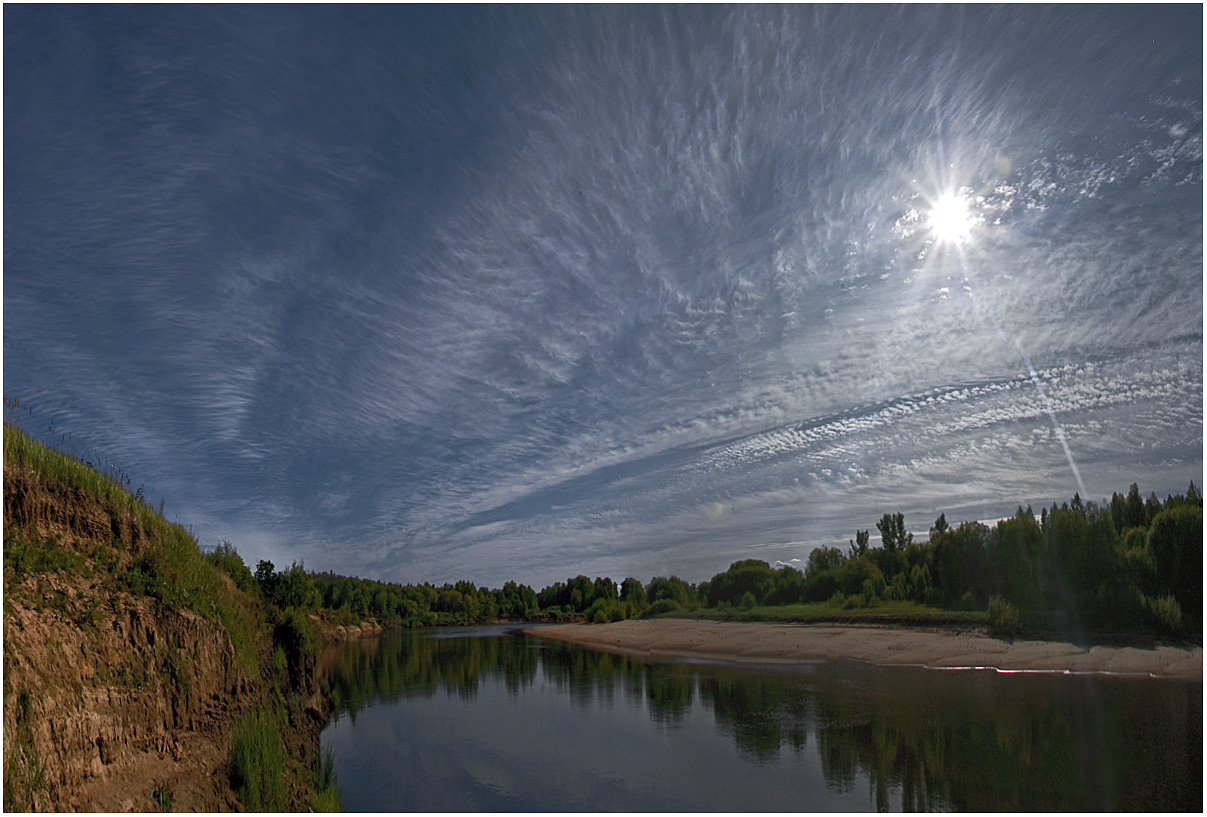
xmin=319 ymin=625 xmax=1201 ymax=811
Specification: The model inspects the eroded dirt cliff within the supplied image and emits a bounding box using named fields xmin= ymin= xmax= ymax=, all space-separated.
xmin=3 ymin=463 xmax=321 ymax=811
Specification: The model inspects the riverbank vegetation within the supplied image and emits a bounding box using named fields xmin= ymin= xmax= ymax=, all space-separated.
xmin=684 ymin=486 xmax=1201 ymax=639
xmin=3 ymin=421 xmax=338 ymax=811
xmin=237 ymin=483 xmax=1201 ymax=642
xmin=3 ymin=408 xmax=1201 ymax=805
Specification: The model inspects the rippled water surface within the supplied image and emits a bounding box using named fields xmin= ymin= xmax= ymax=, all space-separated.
xmin=320 ymin=627 xmax=1201 ymax=812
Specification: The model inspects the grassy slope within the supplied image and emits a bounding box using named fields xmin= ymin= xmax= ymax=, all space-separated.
xmin=4 ymin=423 xmax=262 ymax=672
xmin=2 ymin=424 xmax=338 ymax=811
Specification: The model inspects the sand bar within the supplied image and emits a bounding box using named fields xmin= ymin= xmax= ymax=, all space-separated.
xmin=526 ymin=619 xmax=1203 ymax=679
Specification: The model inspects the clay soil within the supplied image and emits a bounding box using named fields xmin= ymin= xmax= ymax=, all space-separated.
xmin=2 ymin=463 xmax=333 ymax=811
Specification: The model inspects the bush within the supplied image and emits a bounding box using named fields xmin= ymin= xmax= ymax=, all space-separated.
xmin=228 ymin=711 xmax=287 ymax=811
xmin=643 ymin=599 xmax=683 ymax=617
xmin=272 ymin=608 xmax=320 ymax=685
xmin=584 ymin=597 xmax=628 ymax=624
xmin=842 ymin=592 xmax=867 ymax=609
xmin=739 ymin=591 xmax=757 ymax=610
xmin=206 ymin=540 xmax=257 ymax=596
xmin=988 ymin=595 xmax=1021 ymax=636
xmin=151 ymin=781 xmax=172 ymax=812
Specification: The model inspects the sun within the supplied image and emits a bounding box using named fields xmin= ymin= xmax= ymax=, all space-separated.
xmin=928 ymin=191 xmax=979 ymax=245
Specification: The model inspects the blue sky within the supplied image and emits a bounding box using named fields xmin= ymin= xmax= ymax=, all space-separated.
xmin=5 ymin=6 xmax=1202 ymax=588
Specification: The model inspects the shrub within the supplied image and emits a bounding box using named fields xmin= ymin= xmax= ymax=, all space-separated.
xmin=273 ymin=607 xmax=320 ymax=682
xmin=987 ymin=595 xmax=1021 ymax=636
xmin=643 ymin=599 xmax=682 ymax=617
xmin=206 ymin=540 xmax=257 ymax=596
xmin=739 ymin=591 xmax=757 ymax=610
xmin=227 ymin=711 xmax=287 ymax=811
xmin=584 ymin=597 xmax=628 ymax=624
xmin=842 ymin=593 xmax=866 ymax=609
xmin=803 ymin=570 xmax=839 ymax=603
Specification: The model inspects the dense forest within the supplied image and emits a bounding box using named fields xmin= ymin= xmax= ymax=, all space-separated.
xmin=211 ymin=482 xmax=1202 ymax=638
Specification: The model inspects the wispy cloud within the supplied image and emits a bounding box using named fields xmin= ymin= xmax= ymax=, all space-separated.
xmin=5 ymin=6 xmax=1200 ymax=587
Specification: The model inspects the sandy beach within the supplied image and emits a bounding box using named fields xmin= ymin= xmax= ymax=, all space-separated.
xmin=526 ymin=619 xmax=1203 ymax=679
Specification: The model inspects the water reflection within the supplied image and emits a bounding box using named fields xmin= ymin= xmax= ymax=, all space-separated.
xmin=320 ymin=628 xmax=1201 ymax=812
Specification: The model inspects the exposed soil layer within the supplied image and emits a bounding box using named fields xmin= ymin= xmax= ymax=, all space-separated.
xmin=527 ymin=619 xmax=1203 ymax=679
xmin=2 ymin=464 xmax=322 ymax=811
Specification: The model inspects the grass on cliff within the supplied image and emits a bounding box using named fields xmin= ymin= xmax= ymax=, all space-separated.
xmin=4 ymin=423 xmax=333 ymax=809
xmin=3 ymin=423 xmax=261 ymax=672
xmin=4 ymin=423 xmax=177 ymax=540
xmin=227 ymin=710 xmax=288 ymax=811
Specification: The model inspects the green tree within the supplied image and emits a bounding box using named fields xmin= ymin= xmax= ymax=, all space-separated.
xmin=1147 ymin=505 xmax=1203 ymax=623
xmin=876 ymin=513 xmax=912 ymax=553
xmin=703 ymin=561 xmax=774 ymax=607
xmin=849 ymin=529 xmax=870 ymax=558
xmin=805 ymin=546 xmax=847 ymax=579
xmin=646 ymin=576 xmax=696 ymax=608
xmin=274 ymin=561 xmax=320 ymax=609
xmin=620 ymin=577 xmax=649 ymax=616
xmin=833 ymin=556 xmax=885 ymax=600
xmin=593 ymin=576 xmax=618 ymax=602
xmin=931 ymin=522 xmax=989 ymax=606
xmin=765 ymin=565 xmax=805 ymax=605
xmin=255 ymin=559 xmax=277 ymax=597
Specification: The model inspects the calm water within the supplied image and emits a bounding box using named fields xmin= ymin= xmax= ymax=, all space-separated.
xmin=319 ymin=626 xmax=1201 ymax=812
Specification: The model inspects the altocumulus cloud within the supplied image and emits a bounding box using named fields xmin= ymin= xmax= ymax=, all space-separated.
xmin=4 ymin=5 xmax=1201 ymax=586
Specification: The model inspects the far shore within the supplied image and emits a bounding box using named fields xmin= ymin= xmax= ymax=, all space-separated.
xmin=525 ymin=619 xmax=1203 ymax=680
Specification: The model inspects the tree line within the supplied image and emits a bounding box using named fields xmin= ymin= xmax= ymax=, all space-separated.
xmin=207 ymin=481 xmax=1201 ymax=636
xmin=700 ymin=481 xmax=1202 ymax=635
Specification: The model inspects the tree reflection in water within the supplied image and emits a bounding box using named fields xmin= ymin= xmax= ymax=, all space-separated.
xmin=321 ymin=629 xmax=1201 ymax=811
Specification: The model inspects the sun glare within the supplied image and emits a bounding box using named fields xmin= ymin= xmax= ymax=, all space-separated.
xmin=928 ymin=191 xmax=977 ymax=245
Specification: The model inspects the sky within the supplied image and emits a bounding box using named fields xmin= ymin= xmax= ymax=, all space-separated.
xmin=4 ymin=5 xmax=1202 ymax=589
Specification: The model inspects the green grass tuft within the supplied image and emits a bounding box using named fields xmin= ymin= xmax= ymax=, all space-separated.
xmin=227 ymin=710 xmax=288 ymax=811
xmin=312 ymin=746 xmax=342 ymax=812
xmin=150 ymin=781 xmax=172 ymax=812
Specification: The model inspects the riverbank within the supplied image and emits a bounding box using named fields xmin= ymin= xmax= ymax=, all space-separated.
xmin=527 ymin=619 xmax=1203 ymax=679
xmin=2 ymin=426 xmax=333 ymax=811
